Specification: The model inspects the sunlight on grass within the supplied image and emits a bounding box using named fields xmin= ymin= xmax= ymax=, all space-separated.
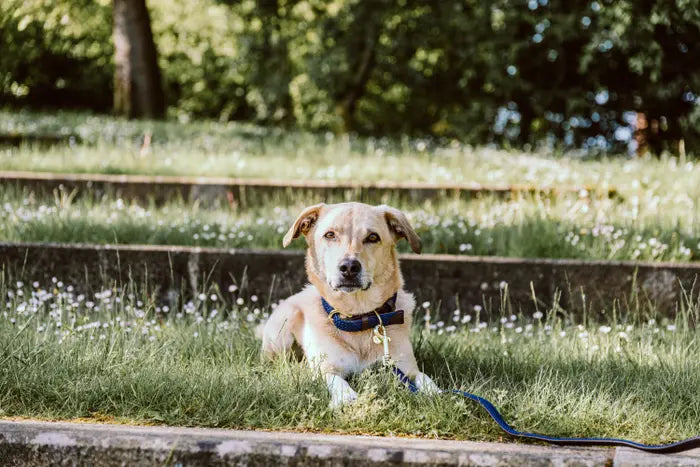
xmin=1 ymin=110 xmax=699 ymax=202
xmin=0 ymin=275 xmax=697 ymax=443
xmin=1 ymin=186 xmax=697 ymax=261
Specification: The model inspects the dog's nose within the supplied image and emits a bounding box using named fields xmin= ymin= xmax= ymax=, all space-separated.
xmin=338 ymin=258 xmax=361 ymax=279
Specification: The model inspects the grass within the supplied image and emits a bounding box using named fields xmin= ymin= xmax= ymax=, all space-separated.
xmin=0 ymin=275 xmax=698 ymax=444
xmin=2 ymin=110 xmax=699 ymax=446
xmin=2 ymin=186 xmax=698 ymax=262
xmin=1 ymin=110 xmax=700 ymax=202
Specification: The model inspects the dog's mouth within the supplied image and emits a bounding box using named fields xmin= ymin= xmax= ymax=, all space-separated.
xmin=331 ymin=281 xmax=372 ymax=293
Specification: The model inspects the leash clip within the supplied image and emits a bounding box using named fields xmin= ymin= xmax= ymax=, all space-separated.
xmin=372 ymin=309 xmax=391 ymax=366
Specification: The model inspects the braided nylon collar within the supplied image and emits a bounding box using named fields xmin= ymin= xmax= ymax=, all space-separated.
xmin=321 ymin=293 xmax=404 ymax=332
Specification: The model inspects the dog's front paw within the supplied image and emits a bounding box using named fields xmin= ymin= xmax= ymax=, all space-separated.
xmin=415 ymin=372 xmax=441 ymax=395
xmin=326 ymin=374 xmax=358 ymax=409
xmin=329 ymin=385 xmax=358 ymax=409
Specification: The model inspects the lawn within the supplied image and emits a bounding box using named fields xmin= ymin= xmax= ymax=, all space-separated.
xmin=1 ymin=110 xmax=699 ymax=202
xmin=2 ymin=110 xmax=699 ymax=446
xmin=0 ymin=277 xmax=698 ymax=444
xmin=2 ymin=186 xmax=698 ymax=262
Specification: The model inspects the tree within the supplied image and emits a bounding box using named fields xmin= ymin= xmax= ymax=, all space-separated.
xmin=113 ymin=0 xmax=165 ymax=118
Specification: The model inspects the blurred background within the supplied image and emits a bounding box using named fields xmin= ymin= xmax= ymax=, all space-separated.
xmin=1 ymin=0 xmax=699 ymax=156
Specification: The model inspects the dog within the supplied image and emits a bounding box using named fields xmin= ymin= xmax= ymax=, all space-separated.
xmin=261 ymin=202 xmax=438 ymax=407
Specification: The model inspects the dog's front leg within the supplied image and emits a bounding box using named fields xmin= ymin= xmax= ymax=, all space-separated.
xmin=324 ymin=373 xmax=358 ymax=408
xmin=413 ymin=372 xmax=440 ymax=394
xmin=391 ymin=338 xmax=440 ymax=395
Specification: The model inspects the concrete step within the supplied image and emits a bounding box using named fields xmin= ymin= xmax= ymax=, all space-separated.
xmin=0 ymin=420 xmax=616 ymax=466
xmin=0 ymin=170 xmax=617 ymax=206
xmin=2 ymin=242 xmax=699 ymax=317
xmin=2 ymin=420 xmax=698 ymax=466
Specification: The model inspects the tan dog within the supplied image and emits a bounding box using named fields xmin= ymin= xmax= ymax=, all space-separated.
xmin=261 ymin=202 xmax=438 ymax=407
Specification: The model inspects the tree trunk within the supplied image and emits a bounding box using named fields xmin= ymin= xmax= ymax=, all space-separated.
xmin=113 ymin=0 xmax=165 ymax=118
xmin=334 ymin=11 xmax=382 ymax=133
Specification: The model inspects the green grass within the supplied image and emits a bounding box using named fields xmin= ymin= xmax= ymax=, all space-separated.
xmin=0 ymin=276 xmax=698 ymax=444
xmin=2 ymin=186 xmax=698 ymax=261
xmin=2 ymin=110 xmax=700 ymax=202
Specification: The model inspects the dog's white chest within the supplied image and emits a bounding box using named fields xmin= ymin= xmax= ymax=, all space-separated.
xmin=301 ymin=322 xmax=381 ymax=376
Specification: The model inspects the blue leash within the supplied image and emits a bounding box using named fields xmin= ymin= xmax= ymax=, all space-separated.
xmin=392 ymin=367 xmax=700 ymax=454
xmin=320 ymin=293 xmax=699 ymax=453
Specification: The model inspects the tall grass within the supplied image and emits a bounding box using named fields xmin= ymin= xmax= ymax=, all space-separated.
xmin=2 ymin=186 xmax=698 ymax=261
xmin=0 ymin=275 xmax=698 ymax=443
xmin=1 ymin=110 xmax=699 ymax=201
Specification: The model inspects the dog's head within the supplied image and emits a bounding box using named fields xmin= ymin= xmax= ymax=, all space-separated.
xmin=283 ymin=203 xmax=421 ymax=294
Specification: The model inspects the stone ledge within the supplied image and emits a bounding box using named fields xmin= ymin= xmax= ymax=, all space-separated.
xmin=0 ymin=420 xmax=616 ymax=466
xmin=0 ymin=170 xmax=616 ymax=206
xmin=1 ymin=242 xmax=699 ymax=317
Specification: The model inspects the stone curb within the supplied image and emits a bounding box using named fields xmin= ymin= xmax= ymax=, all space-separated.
xmin=2 ymin=242 xmax=699 ymax=317
xmin=0 ymin=420 xmax=617 ymax=466
xmin=0 ymin=170 xmax=616 ymax=206
xmin=1 ymin=420 xmax=698 ymax=466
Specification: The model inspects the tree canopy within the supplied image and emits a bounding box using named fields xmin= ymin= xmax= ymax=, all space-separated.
xmin=1 ymin=0 xmax=698 ymax=154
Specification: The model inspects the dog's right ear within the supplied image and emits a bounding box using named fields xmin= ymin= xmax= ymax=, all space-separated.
xmin=283 ymin=203 xmax=325 ymax=247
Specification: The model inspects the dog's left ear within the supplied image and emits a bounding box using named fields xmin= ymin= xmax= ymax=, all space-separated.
xmin=283 ymin=203 xmax=325 ymax=247
xmin=380 ymin=205 xmax=422 ymax=254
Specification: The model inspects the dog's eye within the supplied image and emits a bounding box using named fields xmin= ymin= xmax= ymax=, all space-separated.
xmin=365 ymin=233 xmax=380 ymax=243
xmin=323 ymin=231 xmax=336 ymax=240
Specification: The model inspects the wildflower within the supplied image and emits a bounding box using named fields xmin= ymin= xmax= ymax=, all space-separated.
xmin=236 ymin=298 xmax=244 ymax=306
xmin=599 ymin=326 xmax=612 ymax=334
xmin=422 ymin=301 xmax=430 ymax=309
xmin=228 ymin=285 xmax=238 ymax=293
xmin=533 ymin=311 xmax=543 ymax=320
xmin=251 ymin=295 xmax=258 ymax=303
xmin=666 ymin=324 xmax=676 ymax=332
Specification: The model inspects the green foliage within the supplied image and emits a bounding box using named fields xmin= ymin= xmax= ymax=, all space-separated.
xmin=0 ymin=0 xmax=113 ymax=111
xmin=1 ymin=0 xmax=699 ymax=152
